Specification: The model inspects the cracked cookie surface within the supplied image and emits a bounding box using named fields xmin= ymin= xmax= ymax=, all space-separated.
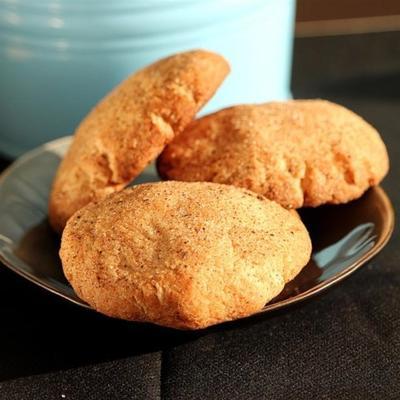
xmin=49 ymin=50 xmax=230 ymax=233
xmin=158 ymin=100 xmax=389 ymax=208
xmin=60 ymin=181 xmax=311 ymax=329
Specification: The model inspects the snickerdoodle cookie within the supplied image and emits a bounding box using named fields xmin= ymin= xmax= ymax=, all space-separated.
xmin=49 ymin=50 xmax=229 ymax=233
xmin=157 ymin=100 xmax=389 ymax=208
xmin=60 ymin=181 xmax=311 ymax=329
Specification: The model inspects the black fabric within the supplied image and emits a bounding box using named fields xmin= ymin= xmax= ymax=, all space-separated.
xmin=0 ymin=32 xmax=399 ymax=399
xmin=0 ymin=355 xmax=161 ymax=400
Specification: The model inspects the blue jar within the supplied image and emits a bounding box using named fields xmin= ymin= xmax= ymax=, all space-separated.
xmin=0 ymin=0 xmax=295 ymax=157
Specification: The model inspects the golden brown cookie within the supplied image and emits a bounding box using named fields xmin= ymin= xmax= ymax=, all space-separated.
xmin=60 ymin=181 xmax=311 ymax=330
xmin=49 ymin=50 xmax=230 ymax=233
xmin=158 ymin=100 xmax=389 ymax=208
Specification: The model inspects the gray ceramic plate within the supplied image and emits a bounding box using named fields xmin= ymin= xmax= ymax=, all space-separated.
xmin=0 ymin=137 xmax=395 ymax=313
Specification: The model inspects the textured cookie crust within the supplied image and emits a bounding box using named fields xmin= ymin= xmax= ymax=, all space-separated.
xmin=49 ymin=50 xmax=230 ymax=233
xmin=60 ymin=181 xmax=311 ymax=329
xmin=158 ymin=100 xmax=389 ymax=208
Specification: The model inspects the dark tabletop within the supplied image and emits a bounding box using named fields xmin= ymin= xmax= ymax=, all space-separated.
xmin=0 ymin=32 xmax=399 ymax=400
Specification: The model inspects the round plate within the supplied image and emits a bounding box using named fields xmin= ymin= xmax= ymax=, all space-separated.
xmin=0 ymin=137 xmax=394 ymax=314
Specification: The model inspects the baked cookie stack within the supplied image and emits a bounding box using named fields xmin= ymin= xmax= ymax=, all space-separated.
xmin=50 ymin=50 xmax=388 ymax=329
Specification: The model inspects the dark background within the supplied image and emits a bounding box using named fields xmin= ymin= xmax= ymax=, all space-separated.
xmin=297 ymin=0 xmax=400 ymax=21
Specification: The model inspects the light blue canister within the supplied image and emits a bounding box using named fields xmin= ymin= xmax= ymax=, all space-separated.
xmin=0 ymin=0 xmax=295 ymax=157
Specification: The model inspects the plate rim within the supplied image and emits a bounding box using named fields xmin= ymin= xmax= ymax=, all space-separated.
xmin=0 ymin=136 xmax=91 ymax=308
xmin=260 ymin=184 xmax=395 ymax=313
xmin=0 ymin=136 xmax=395 ymax=314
